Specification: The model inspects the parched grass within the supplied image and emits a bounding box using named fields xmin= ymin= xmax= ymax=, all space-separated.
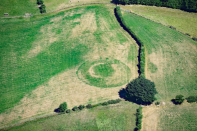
xmin=5 ymin=101 xmax=139 ymax=131
xmin=158 ymin=103 xmax=197 ymax=131
xmin=122 ymin=11 xmax=197 ymax=101
xmin=0 ymin=0 xmax=39 ymax=17
xmin=0 ymin=5 xmax=138 ymax=127
xmin=142 ymin=103 xmax=197 ymax=131
xmin=120 ymin=5 xmax=197 ymax=38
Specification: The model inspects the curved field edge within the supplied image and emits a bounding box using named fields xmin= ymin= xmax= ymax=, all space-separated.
xmin=120 ymin=5 xmax=197 ymax=38
xmin=121 ymin=11 xmax=197 ymax=101
xmin=0 ymin=5 xmax=139 ymax=127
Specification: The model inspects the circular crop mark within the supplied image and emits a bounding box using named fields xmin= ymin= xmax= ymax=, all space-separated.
xmin=77 ymin=59 xmax=131 ymax=88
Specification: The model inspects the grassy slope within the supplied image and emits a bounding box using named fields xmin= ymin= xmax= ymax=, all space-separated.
xmin=122 ymin=11 xmax=197 ymax=101
xmin=0 ymin=0 xmax=39 ymax=17
xmin=0 ymin=5 xmax=138 ymax=124
xmin=120 ymin=5 xmax=197 ymax=38
xmin=6 ymin=101 xmax=139 ymax=131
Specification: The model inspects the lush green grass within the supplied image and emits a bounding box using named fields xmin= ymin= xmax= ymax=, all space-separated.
xmin=0 ymin=0 xmax=39 ymax=17
xmin=158 ymin=103 xmax=197 ymax=131
xmin=6 ymin=101 xmax=139 ymax=131
xmin=121 ymin=5 xmax=197 ymax=38
xmin=93 ymin=63 xmax=115 ymax=77
xmin=122 ymin=11 xmax=197 ymax=101
xmin=0 ymin=5 xmax=138 ymax=121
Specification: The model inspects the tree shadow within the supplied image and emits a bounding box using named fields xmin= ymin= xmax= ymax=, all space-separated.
xmin=54 ymin=108 xmax=59 ymax=113
xmin=118 ymin=88 xmax=127 ymax=99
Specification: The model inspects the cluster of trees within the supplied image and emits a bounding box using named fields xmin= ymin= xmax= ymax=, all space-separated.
xmin=135 ymin=107 xmax=143 ymax=131
xmin=112 ymin=0 xmax=197 ymax=12
xmin=172 ymin=95 xmax=197 ymax=105
xmin=37 ymin=0 xmax=46 ymax=13
xmin=115 ymin=6 xmax=146 ymax=78
xmin=125 ymin=77 xmax=158 ymax=105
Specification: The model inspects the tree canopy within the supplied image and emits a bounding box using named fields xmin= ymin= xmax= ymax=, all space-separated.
xmin=125 ymin=77 xmax=157 ymax=105
xmin=58 ymin=102 xmax=67 ymax=112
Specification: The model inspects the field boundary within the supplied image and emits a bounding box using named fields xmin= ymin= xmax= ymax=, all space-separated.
xmin=115 ymin=6 xmax=146 ymax=78
xmin=0 ymin=2 xmax=114 ymax=19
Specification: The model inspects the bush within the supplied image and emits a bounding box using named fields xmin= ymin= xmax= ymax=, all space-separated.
xmin=40 ymin=4 xmax=46 ymax=13
xmin=155 ymin=101 xmax=160 ymax=106
xmin=66 ymin=109 xmax=71 ymax=113
xmin=37 ymin=0 xmax=43 ymax=5
xmin=186 ymin=96 xmax=197 ymax=103
xmin=58 ymin=102 xmax=67 ymax=112
xmin=192 ymin=37 xmax=197 ymax=41
xmin=124 ymin=77 xmax=157 ymax=105
xmin=78 ymin=105 xmax=85 ymax=110
xmin=72 ymin=106 xmax=78 ymax=111
xmin=102 ymin=102 xmax=109 ymax=106
xmin=185 ymin=33 xmax=190 ymax=36
xmin=86 ymin=104 xmax=92 ymax=109
xmin=172 ymin=95 xmax=184 ymax=105
xmin=169 ymin=26 xmax=176 ymax=30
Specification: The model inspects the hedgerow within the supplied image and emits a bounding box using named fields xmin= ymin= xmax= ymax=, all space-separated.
xmin=115 ymin=6 xmax=146 ymax=78
xmin=135 ymin=106 xmax=143 ymax=131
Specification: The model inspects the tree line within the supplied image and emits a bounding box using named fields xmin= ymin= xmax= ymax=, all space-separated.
xmin=112 ymin=0 xmax=197 ymax=12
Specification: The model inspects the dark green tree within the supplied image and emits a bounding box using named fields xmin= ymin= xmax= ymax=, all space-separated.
xmin=78 ymin=105 xmax=85 ymax=110
xmin=37 ymin=0 xmax=44 ymax=5
xmin=58 ymin=102 xmax=67 ymax=112
xmin=173 ymin=95 xmax=184 ymax=105
xmin=186 ymin=96 xmax=197 ymax=103
xmin=40 ymin=4 xmax=46 ymax=13
xmin=124 ymin=77 xmax=157 ymax=105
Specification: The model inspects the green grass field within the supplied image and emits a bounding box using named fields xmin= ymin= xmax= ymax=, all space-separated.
xmin=120 ymin=5 xmax=197 ymax=38
xmin=6 ymin=101 xmax=139 ymax=131
xmin=0 ymin=0 xmax=39 ymax=17
xmin=0 ymin=5 xmax=138 ymax=127
xmin=122 ymin=11 xmax=197 ymax=101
